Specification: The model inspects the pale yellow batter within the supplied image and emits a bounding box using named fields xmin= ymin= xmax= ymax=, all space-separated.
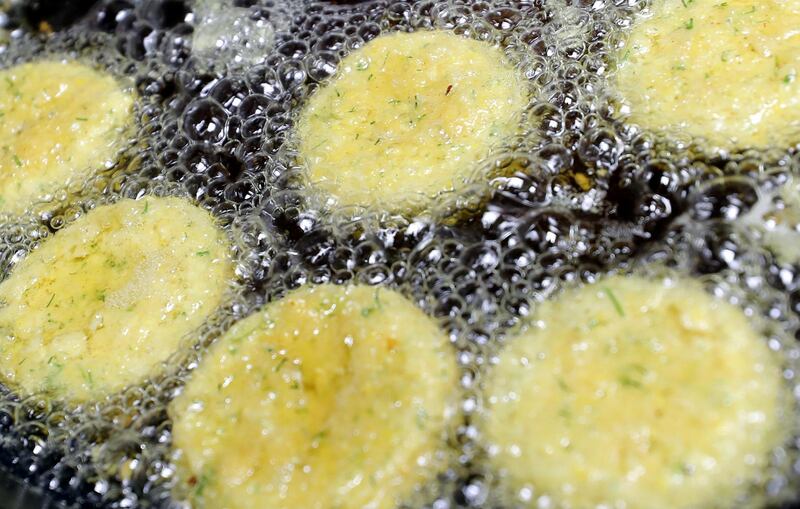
xmin=296 ymin=30 xmax=528 ymax=212
xmin=169 ymin=284 xmax=458 ymax=509
xmin=485 ymin=275 xmax=789 ymax=509
xmin=616 ymin=0 xmax=800 ymax=149
xmin=0 ymin=60 xmax=134 ymax=213
xmin=0 ymin=197 xmax=233 ymax=402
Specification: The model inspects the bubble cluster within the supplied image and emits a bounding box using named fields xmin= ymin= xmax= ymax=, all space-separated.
xmin=0 ymin=0 xmax=796 ymax=507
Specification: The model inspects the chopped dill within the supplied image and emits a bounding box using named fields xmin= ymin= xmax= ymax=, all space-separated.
xmin=194 ymin=470 xmax=213 ymax=498
xmin=360 ymin=289 xmax=383 ymax=317
xmin=81 ymin=369 xmax=94 ymax=388
xmin=602 ymin=287 xmax=625 ymax=317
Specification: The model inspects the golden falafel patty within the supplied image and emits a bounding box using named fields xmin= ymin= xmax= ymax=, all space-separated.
xmin=296 ymin=30 xmax=528 ymax=212
xmin=484 ymin=275 xmax=790 ymax=509
xmin=169 ymin=284 xmax=458 ymax=509
xmin=0 ymin=60 xmax=134 ymax=212
xmin=616 ymin=0 xmax=800 ymax=149
xmin=0 ymin=197 xmax=233 ymax=402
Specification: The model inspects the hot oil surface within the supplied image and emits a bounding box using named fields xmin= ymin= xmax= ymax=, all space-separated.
xmin=0 ymin=0 xmax=797 ymax=508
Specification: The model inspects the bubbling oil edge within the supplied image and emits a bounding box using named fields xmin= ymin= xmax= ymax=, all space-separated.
xmin=469 ymin=253 xmax=800 ymax=509
xmin=0 ymin=0 xmax=797 ymax=507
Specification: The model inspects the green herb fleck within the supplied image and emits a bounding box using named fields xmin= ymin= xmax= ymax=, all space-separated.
xmin=683 ymin=18 xmax=694 ymax=29
xmin=360 ymin=289 xmax=383 ymax=317
xmin=274 ymin=357 xmax=288 ymax=372
xmin=81 ymin=369 xmax=94 ymax=388
xmin=602 ymin=287 xmax=625 ymax=317
xmin=194 ymin=470 xmax=213 ymax=498
xmin=4 ymin=77 xmax=20 ymax=98
xmin=75 ymin=116 xmax=88 ymax=121
xmin=619 ymin=364 xmax=647 ymax=389
xmin=46 ymin=294 xmax=55 ymax=308
xmin=12 ymin=154 xmax=21 ymax=167
xmin=619 ymin=375 xmax=642 ymax=388
xmin=196 ymin=250 xmax=210 ymax=257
